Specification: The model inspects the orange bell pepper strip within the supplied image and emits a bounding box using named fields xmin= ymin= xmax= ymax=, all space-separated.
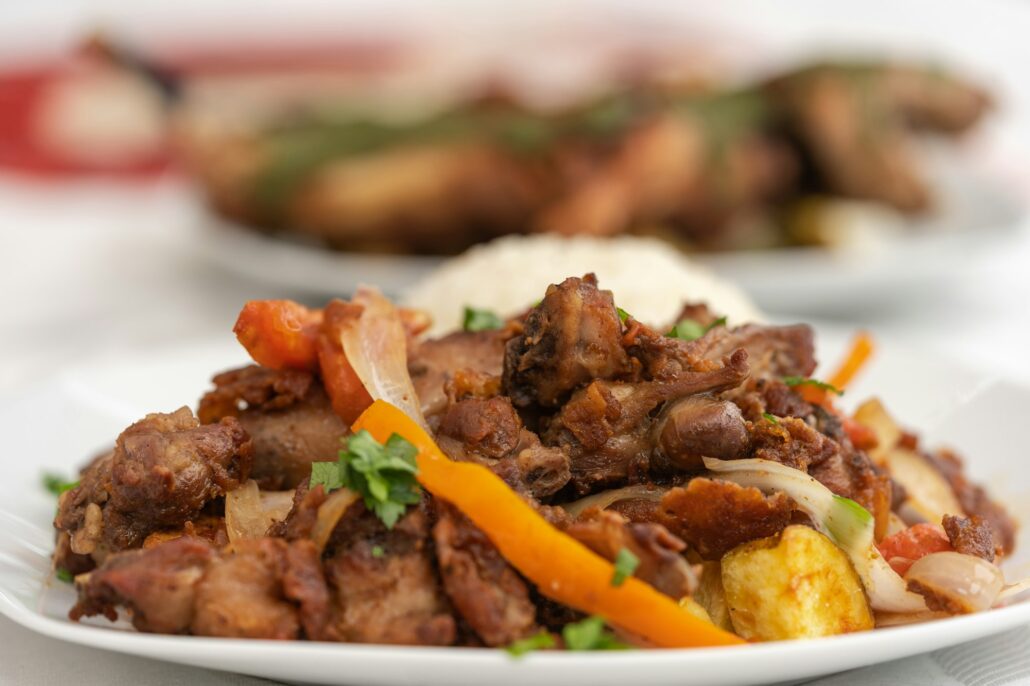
xmin=353 ymin=399 xmax=745 ymax=649
xmin=319 ymin=299 xmax=374 ymax=423
xmin=828 ymin=331 xmax=874 ymax=391
xmin=797 ymin=332 xmax=876 ymax=407
xmin=233 ymin=300 xmax=321 ymax=372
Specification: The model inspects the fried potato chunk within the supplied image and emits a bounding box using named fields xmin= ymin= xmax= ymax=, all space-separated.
xmin=721 ymin=525 xmax=873 ymax=641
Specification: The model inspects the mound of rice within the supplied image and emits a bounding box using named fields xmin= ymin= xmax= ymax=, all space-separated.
xmin=402 ymin=235 xmax=763 ymax=335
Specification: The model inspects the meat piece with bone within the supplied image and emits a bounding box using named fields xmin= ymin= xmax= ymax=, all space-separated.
xmin=436 ymin=394 xmax=571 ymax=498
xmin=198 ymin=365 xmax=348 ymax=490
xmin=433 ymin=503 xmax=539 ymax=646
xmin=545 ymin=349 xmax=750 ymax=493
xmin=503 ymin=275 xmax=632 ymax=409
xmin=55 ymin=407 xmax=252 ymax=563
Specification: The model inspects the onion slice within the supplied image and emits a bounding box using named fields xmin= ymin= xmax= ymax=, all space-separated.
xmin=563 ymin=484 xmax=670 ymax=519
xmin=340 ymin=287 xmax=429 ymax=430
xmin=310 ymin=488 xmax=362 ymax=554
xmin=703 ymin=457 xmax=928 ymax=613
xmin=225 ymin=480 xmax=295 ymax=544
xmin=904 ymin=552 xmax=1003 ymax=614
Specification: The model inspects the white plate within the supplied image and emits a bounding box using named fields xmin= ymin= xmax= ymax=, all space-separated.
xmin=189 ymin=147 xmax=1024 ymax=312
xmin=2 ymin=333 xmax=1029 ymax=686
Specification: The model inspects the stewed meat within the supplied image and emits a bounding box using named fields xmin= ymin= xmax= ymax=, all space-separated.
xmin=943 ymin=514 xmax=997 ymax=562
xmin=658 ymin=478 xmax=793 ymax=560
xmin=504 ymin=275 xmax=631 ymax=409
xmin=322 ymin=503 xmax=456 ymax=645
xmin=652 ymin=396 xmax=750 ymax=471
xmin=55 ymin=408 xmax=251 ymax=562
xmin=565 ymin=508 xmax=697 ymax=599
xmin=433 ymin=503 xmax=539 ymax=646
xmin=199 ymin=365 xmax=348 ymax=490
xmin=70 ymin=536 xmax=215 ymax=633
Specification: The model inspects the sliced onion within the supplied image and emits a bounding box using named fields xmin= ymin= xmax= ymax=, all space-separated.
xmin=340 ymin=287 xmax=428 ymax=430
xmin=225 ymin=480 xmax=296 ymax=544
xmin=563 ymin=484 xmax=670 ymax=519
xmin=905 ymin=552 xmax=1003 ymax=614
xmin=997 ymin=577 xmax=1030 ymax=606
xmin=704 ymin=457 xmax=927 ymax=613
xmin=311 ymin=488 xmax=362 ymax=554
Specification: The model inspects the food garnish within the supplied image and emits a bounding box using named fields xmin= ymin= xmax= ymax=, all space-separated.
xmin=43 ymin=473 xmax=78 ymax=497
xmin=611 ymin=548 xmax=640 ymax=587
xmin=667 ymin=316 xmax=727 ymax=341
xmin=354 ymin=400 xmax=744 ymax=648
xmin=504 ymin=630 xmax=556 ymax=657
xmin=561 ymin=616 xmax=631 ymax=651
xmin=463 ymin=306 xmax=504 ymax=332
xmin=310 ymin=430 xmax=421 ymax=529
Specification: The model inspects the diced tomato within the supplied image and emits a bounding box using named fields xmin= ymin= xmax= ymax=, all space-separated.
xmin=843 ymin=417 xmax=879 ymax=451
xmin=233 ymin=300 xmax=321 ymax=372
xmin=317 ymin=299 xmax=373 ymax=423
xmin=878 ymin=523 xmax=952 ymax=575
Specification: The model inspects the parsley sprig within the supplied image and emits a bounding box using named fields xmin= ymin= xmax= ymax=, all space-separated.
xmin=616 ymin=307 xmax=632 ymax=323
xmin=463 ymin=306 xmax=503 ymax=332
xmin=782 ymin=376 xmax=843 ymax=396
xmin=505 ymin=630 xmax=556 ymax=657
xmin=310 ymin=430 xmax=421 ymax=529
xmin=504 ymin=616 xmax=631 ymax=657
xmin=43 ymin=473 xmax=78 ymax=497
xmin=562 ymin=616 xmax=631 ymax=651
xmin=610 ymin=548 xmax=639 ymax=587
xmin=762 ymin=412 xmax=780 ymax=425
xmin=667 ymin=316 xmax=727 ymax=341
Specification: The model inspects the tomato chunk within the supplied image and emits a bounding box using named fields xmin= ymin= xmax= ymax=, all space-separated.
xmin=233 ymin=300 xmax=321 ymax=372
xmin=878 ymin=523 xmax=952 ymax=575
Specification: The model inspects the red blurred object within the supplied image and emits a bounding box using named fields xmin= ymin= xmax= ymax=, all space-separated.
xmin=0 ymin=61 xmax=172 ymax=178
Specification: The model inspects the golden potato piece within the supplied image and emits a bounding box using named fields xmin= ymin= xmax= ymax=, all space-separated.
xmin=693 ymin=561 xmax=734 ymax=632
xmin=721 ymin=525 xmax=873 ymax=641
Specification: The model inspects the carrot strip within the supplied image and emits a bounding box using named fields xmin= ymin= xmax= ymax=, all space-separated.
xmin=828 ymin=332 xmax=874 ymax=391
xmin=353 ymin=400 xmax=745 ymax=649
xmin=233 ymin=300 xmax=321 ymax=372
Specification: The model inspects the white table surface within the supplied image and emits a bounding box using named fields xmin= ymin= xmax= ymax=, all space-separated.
xmin=2 ymin=1 xmax=1030 ymax=684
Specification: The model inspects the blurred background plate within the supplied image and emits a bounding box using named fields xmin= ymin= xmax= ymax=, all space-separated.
xmin=699 ymin=146 xmax=1024 ymax=314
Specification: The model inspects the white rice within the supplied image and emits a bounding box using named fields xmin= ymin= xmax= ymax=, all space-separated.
xmin=402 ymin=235 xmax=763 ymax=335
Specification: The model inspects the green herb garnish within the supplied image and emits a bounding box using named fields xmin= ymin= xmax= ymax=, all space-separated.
xmin=43 ymin=473 xmax=78 ymax=497
xmin=463 ymin=306 xmax=504 ymax=332
xmin=762 ymin=412 xmax=780 ymax=425
xmin=371 ymin=545 xmax=385 ymax=558
xmin=667 ymin=316 xmax=727 ymax=341
xmin=610 ymin=548 xmax=639 ymax=587
xmin=782 ymin=376 xmax=843 ymax=396
xmin=562 ymin=616 xmax=631 ymax=651
xmin=309 ymin=430 xmax=421 ymax=529
xmin=55 ymin=568 xmax=73 ymax=584
xmin=616 ymin=307 xmax=632 ymax=323
xmin=504 ymin=630 xmax=556 ymax=657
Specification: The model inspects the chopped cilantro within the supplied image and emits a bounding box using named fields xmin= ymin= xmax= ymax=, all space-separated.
xmin=667 ymin=316 xmax=727 ymax=341
xmin=762 ymin=412 xmax=780 ymax=425
xmin=371 ymin=545 xmax=385 ymax=558
xmin=463 ymin=306 xmax=503 ymax=332
xmin=562 ymin=616 xmax=631 ymax=651
xmin=42 ymin=473 xmax=78 ymax=497
xmin=504 ymin=630 xmax=556 ymax=657
xmin=55 ymin=568 xmax=73 ymax=584
xmin=309 ymin=430 xmax=421 ymax=529
xmin=616 ymin=307 xmax=632 ymax=323
xmin=309 ymin=462 xmax=343 ymax=492
xmin=782 ymin=376 xmax=843 ymax=396
xmin=610 ymin=547 xmax=639 ymax=587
